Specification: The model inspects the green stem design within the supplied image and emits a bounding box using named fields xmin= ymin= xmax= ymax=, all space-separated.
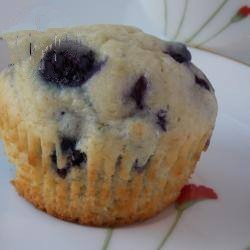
xmin=156 ymin=210 xmax=183 ymax=250
xmin=163 ymin=0 xmax=168 ymax=35
xmin=172 ymin=0 xmax=189 ymax=40
xmin=195 ymin=19 xmax=232 ymax=47
xmin=102 ymin=228 xmax=113 ymax=250
xmin=185 ymin=0 xmax=229 ymax=43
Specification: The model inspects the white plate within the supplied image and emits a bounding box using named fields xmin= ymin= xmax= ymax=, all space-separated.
xmin=0 ymin=29 xmax=250 ymax=250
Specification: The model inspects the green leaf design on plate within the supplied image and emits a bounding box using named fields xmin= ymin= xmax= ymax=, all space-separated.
xmin=195 ymin=5 xmax=250 ymax=47
xmin=185 ymin=0 xmax=229 ymax=43
xmin=172 ymin=0 xmax=189 ymax=40
xmin=163 ymin=0 xmax=168 ymax=35
xmin=102 ymin=228 xmax=113 ymax=250
xmin=156 ymin=184 xmax=218 ymax=250
xmin=156 ymin=209 xmax=183 ymax=250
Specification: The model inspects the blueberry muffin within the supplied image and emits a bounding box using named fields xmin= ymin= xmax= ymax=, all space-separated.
xmin=0 ymin=25 xmax=217 ymax=226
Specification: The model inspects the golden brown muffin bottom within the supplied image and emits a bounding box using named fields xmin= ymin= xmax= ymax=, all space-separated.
xmin=0 ymin=89 xmax=210 ymax=226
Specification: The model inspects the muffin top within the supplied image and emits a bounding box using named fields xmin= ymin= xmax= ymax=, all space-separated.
xmin=0 ymin=25 xmax=217 ymax=170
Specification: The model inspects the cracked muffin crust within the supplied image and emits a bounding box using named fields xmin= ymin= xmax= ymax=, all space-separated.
xmin=0 ymin=25 xmax=217 ymax=226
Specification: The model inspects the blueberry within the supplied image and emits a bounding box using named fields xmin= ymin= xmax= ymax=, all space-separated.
xmin=50 ymin=137 xmax=87 ymax=178
xmin=60 ymin=136 xmax=87 ymax=166
xmin=50 ymin=151 xmax=70 ymax=178
xmin=164 ymin=42 xmax=191 ymax=63
xmin=56 ymin=166 xmax=70 ymax=179
xmin=195 ymin=75 xmax=210 ymax=91
xmin=130 ymin=76 xmax=148 ymax=110
xmin=132 ymin=159 xmax=144 ymax=173
xmin=116 ymin=155 xmax=122 ymax=167
xmin=50 ymin=150 xmax=57 ymax=165
xmin=39 ymin=40 xmax=104 ymax=87
xmin=70 ymin=150 xmax=87 ymax=166
xmin=60 ymin=137 xmax=76 ymax=152
xmin=156 ymin=109 xmax=168 ymax=132
xmin=187 ymin=63 xmax=213 ymax=92
xmin=132 ymin=157 xmax=151 ymax=173
xmin=29 ymin=42 xmax=32 ymax=56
